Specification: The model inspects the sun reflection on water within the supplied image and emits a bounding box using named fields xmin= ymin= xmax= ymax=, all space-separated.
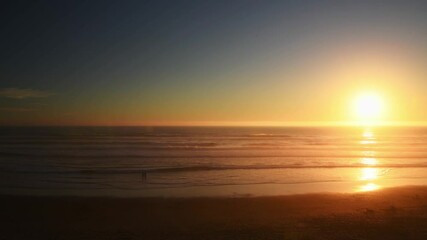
xmin=360 ymin=168 xmax=379 ymax=180
xmin=360 ymin=129 xmax=377 ymax=145
xmin=363 ymin=131 xmax=374 ymax=139
xmin=362 ymin=150 xmax=376 ymax=157
xmin=360 ymin=139 xmax=377 ymax=145
xmin=359 ymin=183 xmax=380 ymax=192
xmin=357 ymin=128 xmax=382 ymax=192
xmin=361 ymin=157 xmax=377 ymax=165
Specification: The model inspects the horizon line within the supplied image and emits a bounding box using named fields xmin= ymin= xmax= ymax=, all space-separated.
xmin=2 ymin=121 xmax=427 ymax=127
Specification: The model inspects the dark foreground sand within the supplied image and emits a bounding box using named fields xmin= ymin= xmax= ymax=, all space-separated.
xmin=1 ymin=186 xmax=427 ymax=240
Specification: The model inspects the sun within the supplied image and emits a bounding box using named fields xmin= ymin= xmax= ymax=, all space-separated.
xmin=354 ymin=92 xmax=384 ymax=120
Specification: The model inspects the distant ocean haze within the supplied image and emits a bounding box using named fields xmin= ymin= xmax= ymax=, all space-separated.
xmin=1 ymin=126 xmax=427 ymax=197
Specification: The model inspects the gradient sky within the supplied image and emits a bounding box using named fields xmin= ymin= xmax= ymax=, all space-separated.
xmin=1 ymin=0 xmax=427 ymax=126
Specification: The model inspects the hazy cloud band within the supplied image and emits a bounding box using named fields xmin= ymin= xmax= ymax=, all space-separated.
xmin=0 ymin=88 xmax=52 ymax=99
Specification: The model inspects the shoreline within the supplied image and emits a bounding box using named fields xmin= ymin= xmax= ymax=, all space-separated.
xmin=2 ymin=185 xmax=427 ymax=239
xmin=2 ymin=178 xmax=427 ymax=198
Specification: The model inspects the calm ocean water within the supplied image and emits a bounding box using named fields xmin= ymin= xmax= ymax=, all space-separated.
xmin=1 ymin=126 xmax=427 ymax=197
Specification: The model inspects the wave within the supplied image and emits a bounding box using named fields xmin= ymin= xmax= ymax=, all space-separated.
xmin=2 ymin=163 xmax=427 ymax=175
xmin=4 ymin=150 xmax=427 ymax=159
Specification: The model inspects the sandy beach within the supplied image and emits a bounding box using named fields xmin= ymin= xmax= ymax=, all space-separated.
xmin=1 ymin=186 xmax=427 ymax=240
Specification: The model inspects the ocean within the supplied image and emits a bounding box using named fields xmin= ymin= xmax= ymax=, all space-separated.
xmin=1 ymin=126 xmax=427 ymax=197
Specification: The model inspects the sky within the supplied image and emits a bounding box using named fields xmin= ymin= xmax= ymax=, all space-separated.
xmin=1 ymin=0 xmax=427 ymax=126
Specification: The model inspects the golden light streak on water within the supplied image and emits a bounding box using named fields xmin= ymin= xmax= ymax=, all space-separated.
xmin=360 ymin=139 xmax=377 ymax=145
xmin=361 ymin=157 xmax=377 ymax=166
xmin=359 ymin=183 xmax=381 ymax=192
xmin=360 ymin=168 xmax=379 ymax=181
xmin=363 ymin=130 xmax=374 ymax=139
xmin=356 ymin=128 xmax=382 ymax=192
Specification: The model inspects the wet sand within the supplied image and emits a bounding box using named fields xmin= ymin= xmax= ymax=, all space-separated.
xmin=1 ymin=186 xmax=427 ymax=240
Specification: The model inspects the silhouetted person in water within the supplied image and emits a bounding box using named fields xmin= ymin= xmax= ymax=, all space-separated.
xmin=142 ymin=170 xmax=147 ymax=183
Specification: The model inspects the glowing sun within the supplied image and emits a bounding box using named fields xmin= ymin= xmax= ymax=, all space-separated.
xmin=354 ymin=92 xmax=384 ymax=120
